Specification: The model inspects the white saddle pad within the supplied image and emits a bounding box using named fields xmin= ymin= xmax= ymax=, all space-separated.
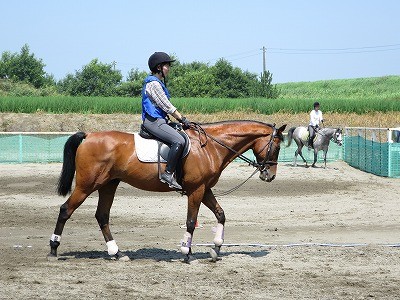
xmin=134 ymin=133 xmax=167 ymax=163
xmin=134 ymin=133 xmax=191 ymax=163
xmin=299 ymin=127 xmax=309 ymax=141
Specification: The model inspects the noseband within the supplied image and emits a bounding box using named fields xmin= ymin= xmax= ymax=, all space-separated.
xmin=255 ymin=126 xmax=278 ymax=171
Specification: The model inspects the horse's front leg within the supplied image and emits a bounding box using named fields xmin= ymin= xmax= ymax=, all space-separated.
xmin=181 ymin=187 xmax=204 ymax=263
xmin=202 ymin=188 xmax=225 ymax=262
xmin=323 ymin=149 xmax=328 ymax=169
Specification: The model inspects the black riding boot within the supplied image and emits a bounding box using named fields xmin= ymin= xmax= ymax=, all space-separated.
xmin=160 ymin=142 xmax=184 ymax=189
xmin=308 ymin=136 xmax=314 ymax=149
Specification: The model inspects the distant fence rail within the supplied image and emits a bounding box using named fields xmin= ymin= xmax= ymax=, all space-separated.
xmin=343 ymin=127 xmax=400 ymax=178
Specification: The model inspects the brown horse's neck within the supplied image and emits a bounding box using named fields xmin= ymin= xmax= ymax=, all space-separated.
xmin=192 ymin=121 xmax=273 ymax=168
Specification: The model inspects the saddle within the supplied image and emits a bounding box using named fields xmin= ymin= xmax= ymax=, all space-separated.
xmin=135 ymin=123 xmax=191 ymax=185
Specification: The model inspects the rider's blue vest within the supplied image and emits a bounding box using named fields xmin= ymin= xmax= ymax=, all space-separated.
xmin=141 ymin=75 xmax=171 ymax=121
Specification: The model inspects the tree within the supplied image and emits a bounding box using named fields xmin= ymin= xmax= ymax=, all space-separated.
xmin=58 ymin=59 xmax=122 ymax=96
xmin=253 ymin=70 xmax=280 ymax=98
xmin=116 ymin=68 xmax=147 ymax=97
xmin=0 ymin=44 xmax=49 ymax=88
xmin=211 ymin=59 xmax=254 ymax=98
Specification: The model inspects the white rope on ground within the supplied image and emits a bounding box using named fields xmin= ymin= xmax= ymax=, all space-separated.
xmin=194 ymin=242 xmax=400 ymax=248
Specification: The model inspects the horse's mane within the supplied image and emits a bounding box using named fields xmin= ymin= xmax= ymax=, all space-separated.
xmin=193 ymin=120 xmax=284 ymax=141
xmin=197 ymin=119 xmax=274 ymax=127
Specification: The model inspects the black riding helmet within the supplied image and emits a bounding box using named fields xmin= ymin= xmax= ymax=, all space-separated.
xmin=148 ymin=52 xmax=175 ymax=73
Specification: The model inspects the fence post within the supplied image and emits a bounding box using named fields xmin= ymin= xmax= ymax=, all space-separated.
xmin=18 ymin=134 xmax=23 ymax=163
xmin=387 ymin=129 xmax=393 ymax=143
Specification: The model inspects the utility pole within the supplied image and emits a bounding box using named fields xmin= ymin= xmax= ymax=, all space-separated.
xmin=111 ymin=61 xmax=116 ymax=71
xmin=262 ymin=46 xmax=266 ymax=74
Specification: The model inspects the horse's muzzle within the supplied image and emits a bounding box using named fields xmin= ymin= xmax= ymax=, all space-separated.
xmin=259 ymin=169 xmax=276 ymax=182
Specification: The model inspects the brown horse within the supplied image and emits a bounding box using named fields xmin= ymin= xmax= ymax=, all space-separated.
xmin=48 ymin=121 xmax=286 ymax=262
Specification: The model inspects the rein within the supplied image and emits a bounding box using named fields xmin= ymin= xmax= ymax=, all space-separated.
xmin=189 ymin=122 xmax=278 ymax=196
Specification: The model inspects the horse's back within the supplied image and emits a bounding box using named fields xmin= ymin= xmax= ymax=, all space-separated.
xmin=77 ymin=131 xmax=135 ymax=162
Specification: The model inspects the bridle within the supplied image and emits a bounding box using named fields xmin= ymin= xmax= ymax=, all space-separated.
xmin=189 ymin=122 xmax=279 ymax=196
xmin=317 ymin=128 xmax=342 ymax=145
xmin=254 ymin=125 xmax=278 ymax=172
xmin=190 ymin=122 xmax=278 ymax=171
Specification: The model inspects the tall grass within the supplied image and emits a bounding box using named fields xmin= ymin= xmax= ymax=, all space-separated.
xmin=0 ymin=96 xmax=399 ymax=114
xmin=277 ymin=75 xmax=400 ymax=100
xmin=0 ymin=96 xmax=137 ymax=114
xmin=1 ymin=76 xmax=399 ymax=114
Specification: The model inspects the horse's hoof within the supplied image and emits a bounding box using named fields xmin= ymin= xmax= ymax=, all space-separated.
xmin=210 ymin=248 xmax=221 ymax=262
xmin=118 ymin=255 xmax=130 ymax=262
xmin=114 ymin=251 xmax=130 ymax=261
xmin=47 ymin=253 xmax=58 ymax=261
xmin=183 ymin=254 xmax=195 ymax=264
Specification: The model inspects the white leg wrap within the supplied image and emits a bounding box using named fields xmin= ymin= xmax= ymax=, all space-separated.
xmin=106 ymin=240 xmax=119 ymax=256
xmin=51 ymin=234 xmax=61 ymax=243
xmin=180 ymin=232 xmax=192 ymax=255
xmin=213 ymin=223 xmax=224 ymax=247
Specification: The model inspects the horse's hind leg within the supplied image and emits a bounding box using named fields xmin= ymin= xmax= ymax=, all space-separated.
xmin=48 ymin=188 xmax=91 ymax=258
xmin=295 ymin=145 xmax=308 ymax=167
xmin=95 ymin=179 xmax=128 ymax=260
xmin=201 ymin=188 xmax=225 ymax=261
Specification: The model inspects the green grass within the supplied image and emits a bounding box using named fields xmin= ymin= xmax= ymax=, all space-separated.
xmin=0 ymin=76 xmax=399 ymax=114
xmin=277 ymin=75 xmax=400 ymax=100
xmin=0 ymin=96 xmax=399 ymax=114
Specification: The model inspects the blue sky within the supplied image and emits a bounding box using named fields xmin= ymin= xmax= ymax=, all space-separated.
xmin=1 ymin=1 xmax=399 ymax=83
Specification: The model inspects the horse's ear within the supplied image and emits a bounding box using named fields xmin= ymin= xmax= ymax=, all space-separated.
xmin=277 ymin=124 xmax=287 ymax=133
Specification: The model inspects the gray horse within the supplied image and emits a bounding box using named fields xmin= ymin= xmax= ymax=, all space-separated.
xmin=286 ymin=127 xmax=343 ymax=168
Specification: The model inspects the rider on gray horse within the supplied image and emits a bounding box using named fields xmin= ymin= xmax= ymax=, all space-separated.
xmin=308 ymin=101 xmax=324 ymax=149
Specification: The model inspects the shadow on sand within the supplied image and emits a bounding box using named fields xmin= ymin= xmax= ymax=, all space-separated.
xmin=59 ymin=247 xmax=269 ymax=262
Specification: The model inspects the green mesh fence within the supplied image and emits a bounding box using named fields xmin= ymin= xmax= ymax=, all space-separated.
xmin=0 ymin=132 xmax=343 ymax=164
xmin=0 ymin=133 xmax=71 ymax=163
xmin=2 ymin=131 xmax=397 ymax=178
xmin=239 ymin=142 xmax=342 ymax=163
xmin=343 ymin=130 xmax=400 ymax=178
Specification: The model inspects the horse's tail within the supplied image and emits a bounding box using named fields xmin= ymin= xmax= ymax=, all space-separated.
xmin=57 ymin=132 xmax=86 ymax=196
xmin=286 ymin=127 xmax=296 ymax=147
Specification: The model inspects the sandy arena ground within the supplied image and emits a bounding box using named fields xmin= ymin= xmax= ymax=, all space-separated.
xmin=0 ymin=161 xmax=400 ymax=299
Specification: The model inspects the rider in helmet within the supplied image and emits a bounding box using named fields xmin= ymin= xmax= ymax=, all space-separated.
xmin=141 ymin=52 xmax=190 ymax=190
xmin=308 ymin=101 xmax=324 ymax=149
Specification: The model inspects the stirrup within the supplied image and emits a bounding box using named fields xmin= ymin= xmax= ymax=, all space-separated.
xmin=160 ymin=172 xmax=182 ymax=190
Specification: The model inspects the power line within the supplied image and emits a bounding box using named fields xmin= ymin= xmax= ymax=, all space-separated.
xmin=268 ymin=43 xmax=400 ymax=52
xmin=229 ymin=52 xmax=261 ymax=61
xmin=268 ymin=47 xmax=400 ymax=55
xmin=207 ymin=49 xmax=260 ymax=63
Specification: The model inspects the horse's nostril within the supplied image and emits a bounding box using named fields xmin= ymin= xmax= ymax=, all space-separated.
xmin=266 ymin=175 xmax=276 ymax=182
